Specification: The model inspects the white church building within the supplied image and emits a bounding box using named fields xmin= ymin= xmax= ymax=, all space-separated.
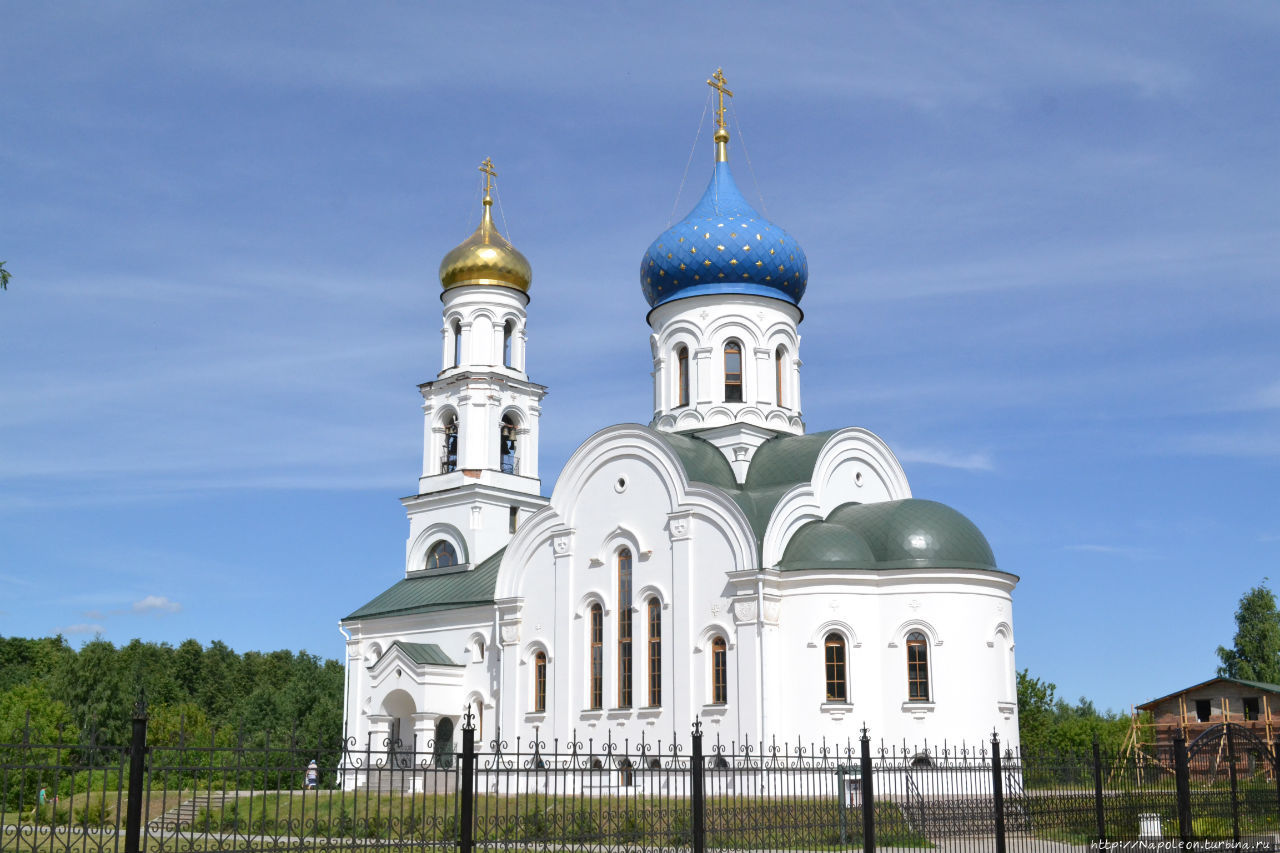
xmin=339 ymin=75 xmax=1020 ymax=768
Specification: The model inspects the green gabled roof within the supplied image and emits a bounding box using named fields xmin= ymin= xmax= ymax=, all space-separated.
xmin=658 ymin=432 xmax=738 ymax=490
xmin=386 ymin=641 xmax=462 ymax=667
xmin=745 ymin=429 xmax=841 ymax=490
xmin=345 ymin=547 xmax=506 ymax=621
xmin=1137 ymin=676 xmax=1280 ymax=710
xmin=658 ymin=429 xmax=840 ymax=561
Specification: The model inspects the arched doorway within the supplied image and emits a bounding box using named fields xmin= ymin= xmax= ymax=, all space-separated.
xmin=380 ymin=689 xmax=416 ymax=768
xmin=433 ymin=717 xmax=456 ymax=769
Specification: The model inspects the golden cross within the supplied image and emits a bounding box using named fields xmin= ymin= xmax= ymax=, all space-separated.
xmin=707 ymin=68 xmax=734 ymax=131
xmin=478 ymin=157 xmax=497 ymax=195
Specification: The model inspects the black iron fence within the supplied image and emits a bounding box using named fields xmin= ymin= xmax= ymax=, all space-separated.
xmin=3 ymin=702 xmax=1280 ymax=851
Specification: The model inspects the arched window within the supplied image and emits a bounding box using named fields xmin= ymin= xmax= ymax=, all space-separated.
xmin=711 ymin=636 xmax=728 ymax=705
xmin=500 ymin=415 xmax=517 ymax=474
xmin=475 ymin=637 xmax=485 ymax=661
xmin=907 ymin=632 xmax=930 ymax=701
xmin=824 ymin=633 xmax=847 ymax=702
xmin=617 ymin=549 xmax=633 ymax=708
xmin=675 ymin=345 xmax=690 ymax=408
xmin=724 ymin=341 xmax=743 ymax=403
xmin=451 ymin=319 xmax=462 ymax=367
xmin=442 ymin=414 xmax=459 ymax=473
xmin=534 ymin=651 xmax=547 ymax=713
xmin=589 ymin=603 xmax=604 ymax=710
xmin=775 ymin=346 xmax=786 ymax=407
xmin=503 ymin=320 xmax=514 ymax=368
xmin=425 ymin=541 xmax=458 ymax=569
xmin=647 ymin=598 xmax=662 ymax=707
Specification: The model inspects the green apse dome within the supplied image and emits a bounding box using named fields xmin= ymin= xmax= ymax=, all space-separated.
xmin=780 ymin=500 xmax=997 ymax=571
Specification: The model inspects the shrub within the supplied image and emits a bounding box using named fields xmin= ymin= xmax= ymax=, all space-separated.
xmin=520 ymin=808 xmax=550 ymax=840
xmin=76 ymin=797 xmax=112 ymax=828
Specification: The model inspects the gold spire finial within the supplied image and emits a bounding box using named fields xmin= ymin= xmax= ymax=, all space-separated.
xmin=707 ymin=68 xmax=734 ymax=162
xmin=479 ymin=157 xmax=497 ymax=206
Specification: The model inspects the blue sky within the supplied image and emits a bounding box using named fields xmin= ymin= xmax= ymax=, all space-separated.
xmin=1 ymin=2 xmax=1277 ymax=716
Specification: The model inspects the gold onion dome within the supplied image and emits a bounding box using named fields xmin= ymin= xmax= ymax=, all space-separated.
xmin=438 ymin=160 xmax=531 ymax=293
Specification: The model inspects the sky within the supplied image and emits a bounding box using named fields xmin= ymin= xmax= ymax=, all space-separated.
xmin=1 ymin=2 xmax=1277 ymax=716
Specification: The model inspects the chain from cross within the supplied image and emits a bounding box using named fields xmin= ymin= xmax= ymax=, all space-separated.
xmin=706 ymin=68 xmax=733 ymax=131
xmin=478 ymin=157 xmax=497 ymax=196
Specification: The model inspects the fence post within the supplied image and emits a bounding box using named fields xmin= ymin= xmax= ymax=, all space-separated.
xmin=991 ymin=731 xmax=1006 ymax=853
xmin=124 ymin=694 xmax=148 ymax=853
xmin=459 ymin=711 xmax=475 ymax=853
xmin=1226 ymin=723 xmax=1240 ymax=843
xmin=1273 ymin=738 xmax=1280 ymax=820
xmin=1092 ymin=734 xmax=1106 ymax=844
xmin=859 ymin=725 xmax=875 ymax=853
xmin=1173 ymin=731 xmax=1192 ymax=843
xmin=691 ymin=721 xmax=706 ymax=853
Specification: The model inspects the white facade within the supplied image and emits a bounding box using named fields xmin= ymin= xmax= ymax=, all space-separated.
xmin=340 ymin=139 xmax=1020 ymax=780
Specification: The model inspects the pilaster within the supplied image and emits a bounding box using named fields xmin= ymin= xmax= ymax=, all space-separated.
xmin=667 ymin=511 xmax=695 ymax=724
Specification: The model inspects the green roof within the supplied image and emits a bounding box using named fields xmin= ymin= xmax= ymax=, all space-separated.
xmin=386 ymin=641 xmax=462 ymax=667
xmin=345 ymin=547 xmax=506 ymax=621
xmin=658 ymin=431 xmax=998 ymax=572
xmin=659 ymin=429 xmax=841 ymax=559
xmin=780 ymin=500 xmax=997 ymax=571
xmin=1137 ymin=676 xmax=1280 ymax=710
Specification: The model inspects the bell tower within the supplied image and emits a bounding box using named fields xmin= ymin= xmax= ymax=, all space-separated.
xmin=403 ymin=160 xmax=548 ymax=576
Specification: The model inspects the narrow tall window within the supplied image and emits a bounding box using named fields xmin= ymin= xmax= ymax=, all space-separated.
xmin=617 ymin=549 xmax=633 ymax=708
xmin=775 ymin=346 xmax=786 ymax=407
xmin=442 ymin=415 xmax=459 ymax=473
xmin=426 ymin=541 xmax=458 ymax=569
xmin=711 ymin=637 xmax=728 ymax=704
xmin=589 ymin=603 xmax=604 ymax=710
xmin=676 ymin=346 xmax=690 ymax=408
xmin=503 ymin=320 xmax=514 ymax=368
xmin=534 ymin=651 xmax=547 ymax=713
xmin=647 ymin=598 xmax=662 ymax=707
xmin=500 ymin=416 xmax=517 ymax=474
xmin=907 ymin=632 xmax=930 ymax=701
xmin=825 ymin=634 xmax=847 ymax=702
xmin=724 ymin=341 xmax=743 ymax=403
xmin=451 ymin=319 xmax=462 ymax=367
xmin=509 ymin=506 xmax=519 ymax=534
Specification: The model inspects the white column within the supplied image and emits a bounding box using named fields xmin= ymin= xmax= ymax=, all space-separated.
xmin=753 ymin=347 xmax=771 ymax=407
xmin=792 ymin=355 xmax=802 ymax=415
xmin=693 ymin=348 xmax=713 ymax=404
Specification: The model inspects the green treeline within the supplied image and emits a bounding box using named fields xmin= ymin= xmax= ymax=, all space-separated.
xmin=1017 ymin=668 xmax=1141 ymax=754
xmin=0 ymin=635 xmax=344 ymax=750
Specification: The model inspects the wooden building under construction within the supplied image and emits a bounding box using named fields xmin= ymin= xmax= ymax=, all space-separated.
xmin=1136 ymin=676 xmax=1280 ymax=750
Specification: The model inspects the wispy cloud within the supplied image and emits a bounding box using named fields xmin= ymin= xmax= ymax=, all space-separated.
xmin=897 ymin=447 xmax=995 ymax=472
xmin=1242 ymin=382 xmax=1280 ymax=412
xmin=1065 ymin=544 xmax=1153 ymax=559
xmin=55 ymin=623 xmax=105 ymax=636
xmin=1160 ymin=430 xmax=1280 ymax=460
xmin=133 ymin=595 xmax=182 ymax=614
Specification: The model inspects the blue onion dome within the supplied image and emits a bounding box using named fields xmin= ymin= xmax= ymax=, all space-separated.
xmin=641 ymin=132 xmax=807 ymax=309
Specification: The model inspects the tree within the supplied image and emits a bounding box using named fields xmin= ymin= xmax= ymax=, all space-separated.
xmin=1017 ymin=669 xmax=1058 ymax=753
xmin=1217 ymin=583 xmax=1280 ymax=684
xmin=0 ymin=261 xmax=9 ymax=290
